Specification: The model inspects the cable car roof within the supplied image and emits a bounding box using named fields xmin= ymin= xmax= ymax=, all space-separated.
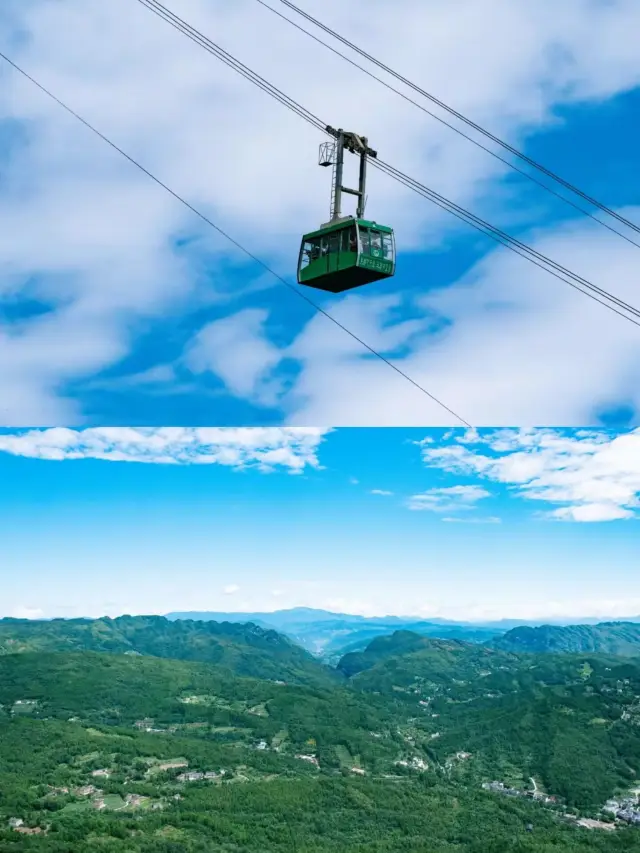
xmin=302 ymin=217 xmax=393 ymax=241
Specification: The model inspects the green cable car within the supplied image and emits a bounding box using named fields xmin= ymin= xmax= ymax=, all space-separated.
xmin=297 ymin=126 xmax=396 ymax=294
xmin=298 ymin=216 xmax=396 ymax=293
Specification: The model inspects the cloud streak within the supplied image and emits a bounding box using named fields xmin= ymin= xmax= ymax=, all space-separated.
xmin=0 ymin=427 xmax=331 ymax=472
xmin=406 ymin=484 xmax=491 ymax=513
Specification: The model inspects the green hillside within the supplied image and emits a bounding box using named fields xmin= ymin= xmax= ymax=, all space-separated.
xmin=5 ymin=709 xmax=639 ymax=853
xmin=0 ymin=651 xmax=406 ymax=772
xmin=338 ymin=631 xmax=640 ymax=808
xmin=493 ymin=622 xmax=640 ymax=656
xmin=337 ymin=630 xmax=516 ymax=682
xmin=0 ymin=615 xmax=336 ymax=688
xmin=2 ymin=633 xmax=640 ymax=850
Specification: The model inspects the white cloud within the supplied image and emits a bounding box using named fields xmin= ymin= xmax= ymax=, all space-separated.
xmin=406 ymin=484 xmax=491 ymax=512
xmin=370 ymin=489 xmax=393 ymax=496
xmin=184 ymin=309 xmax=284 ymax=407
xmin=420 ymin=427 xmax=640 ymax=521
xmin=223 ymin=584 xmax=240 ymax=595
xmin=2 ymin=0 xmax=640 ymax=421
xmin=0 ymin=427 xmax=330 ymax=471
xmin=10 ymin=606 xmax=45 ymax=620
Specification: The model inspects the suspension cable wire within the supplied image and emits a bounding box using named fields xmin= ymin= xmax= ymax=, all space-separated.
xmin=373 ymin=158 xmax=640 ymax=325
xmin=140 ymin=0 xmax=327 ymax=132
xmin=271 ymin=0 xmax=640 ymax=239
xmin=253 ymin=0 xmax=640 ymax=253
xmin=134 ymin=0 xmax=640 ymax=327
xmin=0 ymin=51 xmax=471 ymax=426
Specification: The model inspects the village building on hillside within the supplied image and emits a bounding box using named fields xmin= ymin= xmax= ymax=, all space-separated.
xmin=483 ymin=780 xmax=557 ymax=805
xmin=617 ymin=808 xmax=640 ymax=824
xmin=177 ymin=769 xmax=225 ymax=783
xmin=177 ymin=771 xmax=204 ymax=782
xmin=482 ymin=781 xmax=519 ymax=797
xmin=47 ymin=786 xmax=69 ymax=797
xmin=74 ymin=785 xmax=98 ymax=797
xmin=396 ymin=757 xmax=428 ymax=771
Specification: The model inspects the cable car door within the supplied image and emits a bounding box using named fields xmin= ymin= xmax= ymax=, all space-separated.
xmin=327 ymin=231 xmax=340 ymax=276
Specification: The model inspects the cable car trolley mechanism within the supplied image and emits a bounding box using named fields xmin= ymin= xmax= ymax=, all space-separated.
xmin=297 ymin=125 xmax=396 ymax=293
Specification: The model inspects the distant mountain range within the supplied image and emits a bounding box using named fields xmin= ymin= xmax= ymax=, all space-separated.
xmin=166 ymin=607 xmax=640 ymax=661
xmin=166 ymin=607 xmax=503 ymax=660
xmin=4 ymin=612 xmax=640 ymax=676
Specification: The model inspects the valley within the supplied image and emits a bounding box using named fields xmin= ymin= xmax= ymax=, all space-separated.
xmin=1 ymin=615 xmax=640 ymax=851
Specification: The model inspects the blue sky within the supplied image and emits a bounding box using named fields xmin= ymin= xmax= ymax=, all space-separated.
xmin=1 ymin=427 xmax=638 ymax=621
xmin=1 ymin=0 xmax=640 ymax=425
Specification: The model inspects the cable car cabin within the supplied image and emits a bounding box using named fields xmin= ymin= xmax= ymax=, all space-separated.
xmin=297 ymin=217 xmax=395 ymax=294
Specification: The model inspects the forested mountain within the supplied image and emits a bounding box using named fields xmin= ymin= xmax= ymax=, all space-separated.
xmin=5 ymin=710 xmax=638 ymax=853
xmin=334 ymin=631 xmax=640 ymax=807
xmin=0 ymin=616 xmax=336 ymax=688
xmin=2 ymin=648 xmax=640 ymax=851
xmin=337 ymin=630 xmax=508 ymax=680
xmin=2 ymin=624 xmax=640 ymax=850
xmin=493 ymin=622 xmax=640 ymax=657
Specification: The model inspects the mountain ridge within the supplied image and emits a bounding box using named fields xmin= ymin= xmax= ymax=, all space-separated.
xmin=166 ymin=608 xmax=640 ymax=661
xmin=493 ymin=621 xmax=640 ymax=657
xmin=0 ymin=614 xmax=337 ymax=688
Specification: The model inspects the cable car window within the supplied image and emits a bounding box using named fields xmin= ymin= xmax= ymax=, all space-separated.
xmin=300 ymin=238 xmax=320 ymax=269
xmin=359 ymin=227 xmax=370 ymax=253
xmin=370 ymin=231 xmax=382 ymax=256
xmin=381 ymin=232 xmax=393 ymax=259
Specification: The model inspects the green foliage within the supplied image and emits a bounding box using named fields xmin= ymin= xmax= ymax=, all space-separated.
xmin=1 ymin=623 xmax=640 ymax=851
xmin=493 ymin=623 xmax=640 ymax=657
xmin=2 ymin=717 xmax=640 ymax=853
xmin=0 ymin=616 xmax=337 ymax=688
xmin=338 ymin=632 xmax=640 ymax=807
